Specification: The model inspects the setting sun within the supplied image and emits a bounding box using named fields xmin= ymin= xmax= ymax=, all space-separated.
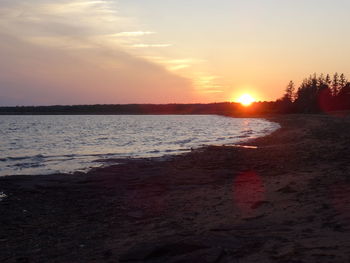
xmin=237 ymin=94 xmax=255 ymax=106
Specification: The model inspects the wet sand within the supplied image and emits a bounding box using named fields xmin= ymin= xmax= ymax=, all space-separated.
xmin=1 ymin=114 xmax=350 ymax=262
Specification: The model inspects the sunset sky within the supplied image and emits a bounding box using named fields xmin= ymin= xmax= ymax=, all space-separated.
xmin=1 ymin=0 xmax=350 ymax=106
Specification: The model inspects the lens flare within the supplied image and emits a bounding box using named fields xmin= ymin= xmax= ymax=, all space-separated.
xmin=232 ymin=171 xmax=265 ymax=215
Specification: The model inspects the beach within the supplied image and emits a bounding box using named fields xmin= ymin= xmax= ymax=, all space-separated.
xmin=1 ymin=114 xmax=350 ymax=262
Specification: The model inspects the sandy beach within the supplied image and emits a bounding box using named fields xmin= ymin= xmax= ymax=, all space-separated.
xmin=1 ymin=114 xmax=350 ymax=262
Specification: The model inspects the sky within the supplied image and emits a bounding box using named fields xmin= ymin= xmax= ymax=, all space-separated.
xmin=1 ymin=0 xmax=350 ymax=106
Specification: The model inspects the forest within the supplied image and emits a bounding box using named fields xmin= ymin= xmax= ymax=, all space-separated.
xmin=276 ymin=73 xmax=350 ymax=113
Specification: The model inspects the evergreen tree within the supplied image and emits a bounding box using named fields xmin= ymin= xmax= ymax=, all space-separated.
xmin=332 ymin=73 xmax=340 ymax=96
xmin=278 ymin=73 xmax=350 ymax=113
xmin=284 ymin=80 xmax=295 ymax=102
xmin=318 ymin=74 xmax=325 ymax=86
xmin=339 ymin=73 xmax=347 ymax=90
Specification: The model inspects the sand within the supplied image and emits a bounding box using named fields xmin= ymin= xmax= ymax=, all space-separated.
xmin=1 ymin=114 xmax=350 ymax=262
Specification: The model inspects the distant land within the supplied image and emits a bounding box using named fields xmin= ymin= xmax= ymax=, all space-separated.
xmin=0 ymin=102 xmax=277 ymax=116
xmin=2 ymin=73 xmax=350 ymax=116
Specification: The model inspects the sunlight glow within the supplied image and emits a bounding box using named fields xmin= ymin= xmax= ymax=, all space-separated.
xmin=237 ymin=94 xmax=255 ymax=106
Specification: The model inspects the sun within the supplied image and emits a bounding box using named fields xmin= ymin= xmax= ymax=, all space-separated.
xmin=237 ymin=94 xmax=255 ymax=106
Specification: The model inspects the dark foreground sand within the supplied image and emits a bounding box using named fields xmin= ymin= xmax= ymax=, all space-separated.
xmin=1 ymin=114 xmax=350 ymax=262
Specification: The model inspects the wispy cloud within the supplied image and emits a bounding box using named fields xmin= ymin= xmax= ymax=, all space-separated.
xmin=200 ymin=89 xmax=224 ymax=93
xmin=0 ymin=0 xmax=195 ymax=105
xmin=141 ymin=56 xmax=205 ymax=71
xmin=111 ymin=31 xmax=156 ymax=37
xmin=169 ymin=64 xmax=190 ymax=71
xmin=0 ymin=0 xmax=136 ymax=42
xmin=132 ymin=44 xmax=172 ymax=48
xmin=0 ymin=0 xmax=221 ymax=104
xmin=165 ymin=59 xmax=205 ymax=64
xmin=194 ymin=75 xmax=224 ymax=94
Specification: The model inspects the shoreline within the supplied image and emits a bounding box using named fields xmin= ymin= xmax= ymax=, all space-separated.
xmin=1 ymin=114 xmax=350 ymax=262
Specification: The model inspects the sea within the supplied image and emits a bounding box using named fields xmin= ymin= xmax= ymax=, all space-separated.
xmin=0 ymin=115 xmax=280 ymax=176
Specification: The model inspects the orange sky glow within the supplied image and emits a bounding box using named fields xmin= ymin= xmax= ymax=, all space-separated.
xmin=1 ymin=0 xmax=350 ymax=106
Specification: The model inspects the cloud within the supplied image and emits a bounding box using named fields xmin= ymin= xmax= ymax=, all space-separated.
xmin=0 ymin=0 xmax=130 ymax=37
xmin=132 ymin=44 xmax=173 ymax=48
xmin=201 ymin=90 xmax=224 ymax=94
xmin=169 ymin=64 xmax=190 ymax=71
xmin=140 ymin=57 xmax=206 ymax=72
xmin=0 ymin=31 xmax=194 ymax=105
xmin=0 ymin=0 xmax=195 ymax=105
xmin=193 ymin=75 xmax=224 ymax=94
xmin=111 ymin=31 xmax=156 ymax=37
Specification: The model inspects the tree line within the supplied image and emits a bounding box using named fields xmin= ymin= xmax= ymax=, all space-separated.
xmin=0 ymin=103 xmax=242 ymax=115
xmin=277 ymin=73 xmax=350 ymax=113
xmin=1 ymin=73 xmax=350 ymax=115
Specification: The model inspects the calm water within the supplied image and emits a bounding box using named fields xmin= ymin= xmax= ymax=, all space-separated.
xmin=0 ymin=115 xmax=280 ymax=176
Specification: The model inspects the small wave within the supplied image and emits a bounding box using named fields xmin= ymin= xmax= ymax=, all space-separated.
xmin=171 ymin=139 xmax=193 ymax=145
xmin=164 ymin=149 xmax=178 ymax=153
xmin=6 ymin=154 xmax=46 ymax=161
xmin=6 ymin=156 xmax=30 ymax=161
xmin=147 ymin=150 xmax=160 ymax=154
xmin=63 ymin=154 xmax=75 ymax=158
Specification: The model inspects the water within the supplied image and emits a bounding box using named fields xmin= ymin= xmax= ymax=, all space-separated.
xmin=0 ymin=115 xmax=280 ymax=176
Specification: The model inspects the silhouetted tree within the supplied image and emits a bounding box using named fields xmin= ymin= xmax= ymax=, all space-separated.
xmin=283 ymin=81 xmax=295 ymax=102
xmin=292 ymin=74 xmax=319 ymax=112
xmin=276 ymin=81 xmax=296 ymax=113
xmin=332 ymin=73 xmax=340 ymax=96
xmin=280 ymin=73 xmax=350 ymax=113
xmin=337 ymin=82 xmax=350 ymax=110
xmin=318 ymin=80 xmax=333 ymax=112
xmin=339 ymin=73 xmax=347 ymax=90
xmin=325 ymin=74 xmax=331 ymax=86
